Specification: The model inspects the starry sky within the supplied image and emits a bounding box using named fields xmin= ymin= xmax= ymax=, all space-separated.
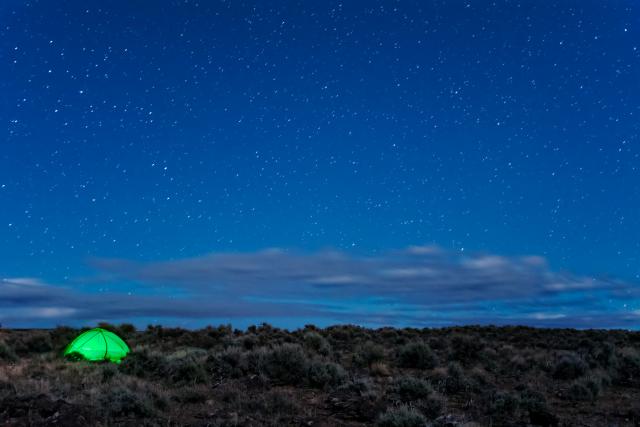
xmin=1 ymin=0 xmax=639 ymax=329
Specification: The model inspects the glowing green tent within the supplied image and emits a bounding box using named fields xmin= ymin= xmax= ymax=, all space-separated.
xmin=64 ymin=328 xmax=130 ymax=363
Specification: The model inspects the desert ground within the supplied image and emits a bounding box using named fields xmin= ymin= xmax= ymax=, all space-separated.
xmin=2 ymin=324 xmax=640 ymax=426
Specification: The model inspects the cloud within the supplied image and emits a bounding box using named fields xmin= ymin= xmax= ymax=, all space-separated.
xmin=529 ymin=313 xmax=567 ymax=320
xmin=3 ymin=246 xmax=639 ymax=329
xmin=88 ymin=247 xmax=627 ymax=304
xmin=2 ymin=278 xmax=49 ymax=287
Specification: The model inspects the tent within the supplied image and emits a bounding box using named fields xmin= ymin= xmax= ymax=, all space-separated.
xmin=64 ymin=328 xmax=130 ymax=363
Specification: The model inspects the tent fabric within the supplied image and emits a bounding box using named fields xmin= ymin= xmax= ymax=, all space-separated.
xmin=64 ymin=328 xmax=130 ymax=363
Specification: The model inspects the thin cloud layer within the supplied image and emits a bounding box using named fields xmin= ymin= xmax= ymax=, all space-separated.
xmin=2 ymin=246 xmax=639 ymax=329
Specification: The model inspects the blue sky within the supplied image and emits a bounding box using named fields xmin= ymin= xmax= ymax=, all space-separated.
xmin=1 ymin=0 xmax=639 ymax=329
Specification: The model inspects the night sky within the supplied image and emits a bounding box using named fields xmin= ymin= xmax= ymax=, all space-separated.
xmin=2 ymin=0 xmax=639 ymax=329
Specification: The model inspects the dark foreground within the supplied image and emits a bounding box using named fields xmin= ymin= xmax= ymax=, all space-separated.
xmin=2 ymin=324 xmax=640 ymax=426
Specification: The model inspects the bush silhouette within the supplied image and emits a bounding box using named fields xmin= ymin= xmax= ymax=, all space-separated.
xmin=307 ymin=359 xmax=347 ymax=388
xmin=391 ymin=376 xmax=433 ymax=402
xmin=355 ymin=341 xmax=385 ymax=368
xmin=552 ymin=353 xmax=587 ymax=380
xmin=261 ymin=343 xmax=309 ymax=385
xmin=397 ymin=341 xmax=437 ymax=369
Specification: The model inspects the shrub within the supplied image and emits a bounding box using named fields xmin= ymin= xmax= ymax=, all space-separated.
xmin=590 ymin=369 xmax=611 ymax=388
xmin=261 ymin=343 xmax=309 ymax=385
xmin=119 ymin=323 xmax=136 ymax=333
xmin=327 ymin=326 xmax=352 ymax=342
xmin=330 ymin=377 xmax=383 ymax=423
xmin=165 ymin=353 xmax=208 ymax=385
xmin=594 ymin=341 xmax=615 ymax=368
xmin=0 ymin=342 xmax=17 ymax=362
xmin=244 ymin=346 xmax=268 ymax=374
xmin=444 ymin=362 xmax=468 ymax=394
xmin=480 ymin=346 xmax=499 ymax=369
xmin=24 ymin=333 xmax=53 ymax=353
xmin=212 ymin=346 xmax=247 ymax=378
xmin=239 ymin=334 xmax=258 ymax=350
xmin=0 ymin=380 xmax=16 ymax=398
xmin=64 ymin=351 xmax=85 ymax=362
xmin=489 ymin=391 xmax=520 ymax=422
xmin=450 ymin=334 xmax=484 ymax=365
xmin=392 ymin=376 xmax=433 ymax=402
xmin=119 ymin=350 xmax=164 ymax=379
xmin=101 ymin=364 xmax=118 ymax=383
xmin=371 ymin=362 xmax=392 ymax=377
xmin=552 ymin=353 xmax=587 ymax=380
xmin=416 ymin=393 xmax=443 ymax=420
xmin=158 ymin=326 xmax=188 ymax=339
xmin=520 ymin=389 xmax=558 ymax=427
xmin=174 ymin=386 xmax=210 ymax=404
xmin=98 ymin=386 xmax=155 ymax=418
xmin=117 ymin=323 xmax=136 ymax=340
xmin=50 ymin=326 xmax=77 ymax=350
xmin=355 ymin=341 xmax=385 ymax=368
xmin=377 ymin=405 xmax=427 ymax=427
xmin=427 ymin=337 xmax=447 ymax=351
xmin=307 ymin=359 xmax=347 ymax=388
xmin=468 ymin=366 xmax=491 ymax=392
xmin=613 ymin=347 xmax=640 ymax=386
xmin=216 ymin=384 xmax=242 ymax=405
xmin=567 ymin=381 xmax=593 ymax=401
xmin=97 ymin=322 xmax=120 ymax=334
xmin=380 ymin=328 xmax=400 ymax=342
xmin=583 ymin=376 xmax=601 ymax=400
xmin=519 ymin=388 xmax=547 ymax=413
xmin=244 ymin=389 xmax=300 ymax=416
xmin=207 ymin=324 xmax=233 ymax=339
xmin=338 ymin=376 xmax=376 ymax=396
xmin=509 ymin=355 xmax=529 ymax=373
xmin=398 ymin=341 xmax=437 ymax=369
xmin=303 ymin=332 xmax=331 ymax=356
xmin=182 ymin=330 xmax=220 ymax=349
xmin=565 ymin=375 xmax=601 ymax=402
